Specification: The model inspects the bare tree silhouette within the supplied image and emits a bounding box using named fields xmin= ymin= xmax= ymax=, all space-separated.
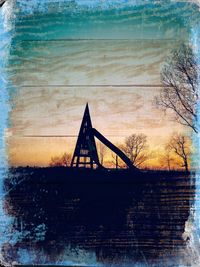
xmin=166 ymin=134 xmax=190 ymax=172
xmin=110 ymin=152 xmax=126 ymax=169
xmin=49 ymin=153 xmax=72 ymax=167
xmin=97 ymin=142 xmax=107 ymax=165
xmin=155 ymin=44 xmax=198 ymax=133
xmin=121 ymin=134 xmax=148 ymax=167
xmin=111 ymin=153 xmax=119 ymax=169
xmin=159 ymin=147 xmax=175 ymax=171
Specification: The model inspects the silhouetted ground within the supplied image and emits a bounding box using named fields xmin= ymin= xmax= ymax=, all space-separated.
xmin=2 ymin=167 xmax=195 ymax=265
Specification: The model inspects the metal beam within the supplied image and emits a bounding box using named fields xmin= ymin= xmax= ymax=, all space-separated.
xmin=0 ymin=0 xmax=6 ymax=7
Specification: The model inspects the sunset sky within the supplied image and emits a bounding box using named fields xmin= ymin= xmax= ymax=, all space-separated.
xmin=6 ymin=1 xmax=200 ymax=168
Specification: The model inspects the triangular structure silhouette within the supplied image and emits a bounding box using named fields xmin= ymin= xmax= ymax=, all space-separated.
xmin=71 ymin=104 xmax=100 ymax=169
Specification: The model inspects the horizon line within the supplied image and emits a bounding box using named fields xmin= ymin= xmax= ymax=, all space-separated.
xmin=23 ymin=135 xmax=127 ymax=138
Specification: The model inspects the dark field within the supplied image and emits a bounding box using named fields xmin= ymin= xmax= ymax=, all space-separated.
xmin=3 ymin=167 xmax=195 ymax=265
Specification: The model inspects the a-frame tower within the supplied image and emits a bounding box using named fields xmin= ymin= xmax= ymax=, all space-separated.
xmin=70 ymin=104 xmax=100 ymax=169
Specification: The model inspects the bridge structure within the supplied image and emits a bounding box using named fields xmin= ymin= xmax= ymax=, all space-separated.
xmin=70 ymin=104 xmax=137 ymax=170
